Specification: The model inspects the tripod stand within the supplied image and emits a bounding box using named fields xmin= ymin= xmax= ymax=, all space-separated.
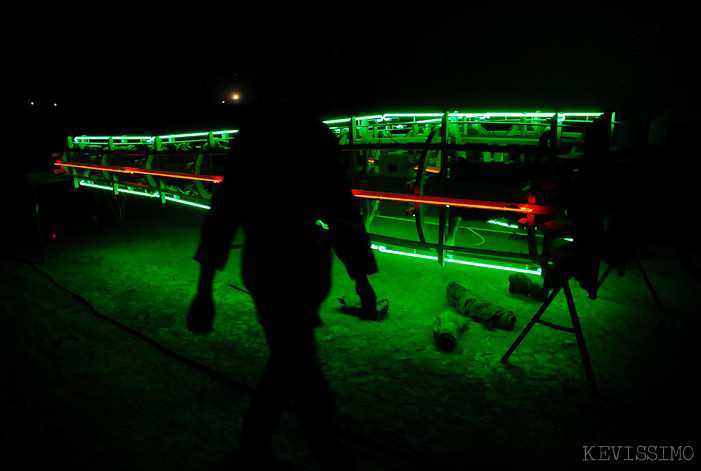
xmin=500 ymin=242 xmax=671 ymax=394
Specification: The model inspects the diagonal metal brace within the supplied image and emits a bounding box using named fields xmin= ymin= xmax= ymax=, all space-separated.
xmin=501 ymin=281 xmax=598 ymax=393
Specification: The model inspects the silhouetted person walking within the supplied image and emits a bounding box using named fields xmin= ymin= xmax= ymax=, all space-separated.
xmin=187 ymin=103 xmax=378 ymax=470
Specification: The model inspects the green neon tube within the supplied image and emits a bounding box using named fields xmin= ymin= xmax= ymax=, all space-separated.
xmin=159 ymin=131 xmax=215 ymax=139
xmin=323 ymin=117 xmax=352 ymax=124
xmin=487 ymin=219 xmax=519 ymax=229
xmin=560 ymin=112 xmax=604 ymax=117
xmin=78 ymin=179 xmax=211 ymax=209
xmin=72 ymin=113 xmax=604 ymax=143
xmin=372 ymin=244 xmax=438 ymax=261
xmin=74 ymin=136 xmax=155 ymax=143
xmin=79 ymin=180 xmax=158 ymax=198
xmin=445 ymin=257 xmax=541 ymax=275
xmin=354 ymin=115 xmax=384 ymax=121
xmin=78 ymin=180 xmax=114 ymax=191
xmin=118 ymin=188 xmax=160 ymax=198
xmin=74 ymin=130 xmax=239 ymax=143
xmin=370 ymin=244 xmax=542 ymax=275
xmin=74 ymin=136 xmax=112 ymax=141
xmin=384 ymin=113 xmax=445 ymax=118
xmin=163 ymin=196 xmax=211 ymax=210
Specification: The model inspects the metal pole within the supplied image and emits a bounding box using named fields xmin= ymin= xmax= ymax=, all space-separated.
xmin=501 ymin=286 xmax=561 ymax=363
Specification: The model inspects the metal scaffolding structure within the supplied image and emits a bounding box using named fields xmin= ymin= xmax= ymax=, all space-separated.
xmin=54 ymin=110 xmax=616 ymax=275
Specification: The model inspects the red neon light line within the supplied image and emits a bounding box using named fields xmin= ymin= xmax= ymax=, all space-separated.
xmin=55 ymin=161 xmax=224 ymax=183
xmin=56 ymin=160 xmax=555 ymax=214
xmin=351 ymin=190 xmax=551 ymax=214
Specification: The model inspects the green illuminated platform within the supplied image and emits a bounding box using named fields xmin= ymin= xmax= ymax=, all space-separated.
xmin=55 ymin=110 xmax=615 ymax=275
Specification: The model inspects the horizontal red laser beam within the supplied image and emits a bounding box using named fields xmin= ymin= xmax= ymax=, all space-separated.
xmin=55 ymin=161 xmax=224 ymax=183
xmin=351 ymin=190 xmax=556 ymax=215
xmin=56 ymin=160 xmax=556 ymax=214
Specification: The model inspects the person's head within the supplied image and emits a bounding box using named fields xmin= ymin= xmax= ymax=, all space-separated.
xmin=236 ymin=40 xmax=374 ymax=118
xmin=240 ymin=52 xmax=335 ymax=111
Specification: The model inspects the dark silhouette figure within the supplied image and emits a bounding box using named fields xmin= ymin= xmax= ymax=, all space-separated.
xmin=188 ymin=105 xmax=378 ymax=470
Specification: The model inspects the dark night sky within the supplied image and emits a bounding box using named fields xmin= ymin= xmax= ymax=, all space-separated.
xmin=9 ymin=1 xmax=699 ymax=134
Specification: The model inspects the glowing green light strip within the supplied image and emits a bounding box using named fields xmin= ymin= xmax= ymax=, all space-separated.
xmin=73 ymin=130 xmax=239 ymax=143
xmin=355 ymin=115 xmax=384 ymax=121
xmin=560 ymin=112 xmax=604 ymax=117
xmin=373 ymin=244 xmax=438 ymax=261
xmin=77 ymin=179 xmax=211 ymax=209
xmin=74 ymin=136 xmax=112 ymax=141
xmin=485 ymin=112 xmax=555 ymax=118
xmin=370 ymin=244 xmax=542 ymax=275
xmin=487 ymin=219 xmax=519 ymax=229
xmin=383 ymin=113 xmax=445 ymax=118
xmin=73 ymin=112 xmax=604 ymax=143
xmin=78 ymin=180 xmax=114 ymax=191
xmin=322 ymin=117 xmax=352 ymax=124
xmin=163 ymin=196 xmax=211 ymax=210
xmin=445 ymin=257 xmax=541 ymax=275
xmin=118 ymin=188 xmax=159 ymax=198
xmin=323 ymin=112 xmax=603 ymax=126
xmin=74 ymin=135 xmax=154 ymax=142
xmin=78 ymin=180 xmax=160 ymax=198
xmin=159 ymin=131 xmax=232 ymax=139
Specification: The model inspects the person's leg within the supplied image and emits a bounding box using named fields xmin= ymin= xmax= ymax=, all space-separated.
xmin=238 ymin=299 xmax=295 ymax=462
xmin=239 ymin=315 xmax=325 ymax=459
xmin=239 ymin=353 xmax=291 ymax=459
xmin=264 ymin=322 xmax=356 ymax=471
xmin=240 ymin=296 xmax=355 ymax=470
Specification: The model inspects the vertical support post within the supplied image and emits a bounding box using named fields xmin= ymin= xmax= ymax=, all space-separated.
xmin=437 ymin=112 xmax=451 ymax=266
xmin=551 ymin=113 xmax=562 ymax=151
xmin=526 ymin=190 xmax=538 ymax=256
xmin=519 ymin=116 xmax=527 ymax=163
xmin=362 ymin=199 xmax=379 ymax=232
xmin=438 ymin=205 xmax=447 ymax=266
xmin=103 ymin=137 xmax=114 ymax=183
xmin=64 ymin=136 xmax=76 ymax=177
xmin=153 ymin=136 xmax=167 ymax=204
xmin=610 ymin=111 xmax=616 ymax=148
xmin=446 ymin=212 xmax=460 ymax=247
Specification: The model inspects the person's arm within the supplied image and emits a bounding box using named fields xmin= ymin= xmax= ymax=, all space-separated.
xmin=187 ymin=263 xmax=216 ymax=334
xmin=188 ymin=143 xmax=242 ymax=334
